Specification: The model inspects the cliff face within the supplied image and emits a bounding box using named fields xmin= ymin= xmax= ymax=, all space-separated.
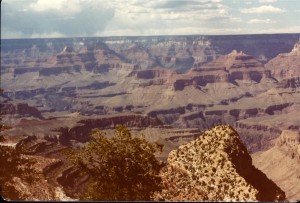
xmin=2 ymin=35 xmax=300 ymax=201
xmin=276 ymin=130 xmax=300 ymax=163
xmin=196 ymin=50 xmax=264 ymax=70
xmin=189 ymin=50 xmax=271 ymax=84
xmin=2 ymin=124 xmax=287 ymax=201
xmin=134 ymin=50 xmax=273 ymax=91
xmin=2 ymin=42 xmax=127 ymax=77
xmin=57 ymin=114 xmax=163 ymax=143
xmin=150 ymin=50 xmax=272 ymax=91
xmin=0 ymin=102 xmax=43 ymax=119
xmin=38 ymin=44 xmax=126 ymax=76
xmin=0 ymin=144 xmax=75 ymax=201
xmin=2 ymin=38 xmax=300 ymax=156
xmin=105 ymin=34 xmax=300 ymax=72
xmin=2 ymin=34 xmax=299 ymax=76
xmin=266 ymin=40 xmax=300 ymax=80
xmin=252 ymin=130 xmax=300 ymax=201
xmin=158 ymin=125 xmax=286 ymax=202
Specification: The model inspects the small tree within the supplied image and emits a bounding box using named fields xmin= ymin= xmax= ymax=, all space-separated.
xmin=67 ymin=126 xmax=164 ymax=201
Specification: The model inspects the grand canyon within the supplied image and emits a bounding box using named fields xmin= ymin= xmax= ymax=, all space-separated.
xmin=1 ymin=33 xmax=300 ymax=201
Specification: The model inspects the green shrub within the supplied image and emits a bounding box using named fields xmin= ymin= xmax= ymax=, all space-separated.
xmin=66 ymin=126 xmax=164 ymax=201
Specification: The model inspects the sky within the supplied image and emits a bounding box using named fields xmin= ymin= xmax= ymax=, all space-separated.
xmin=1 ymin=0 xmax=300 ymax=39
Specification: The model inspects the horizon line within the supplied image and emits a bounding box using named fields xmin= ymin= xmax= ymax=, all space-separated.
xmin=1 ymin=32 xmax=300 ymax=41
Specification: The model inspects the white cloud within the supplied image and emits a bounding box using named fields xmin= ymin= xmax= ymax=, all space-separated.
xmin=106 ymin=0 xmax=230 ymax=21
xmin=29 ymin=0 xmax=82 ymax=15
xmin=30 ymin=32 xmax=66 ymax=38
xmin=229 ymin=17 xmax=243 ymax=23
xmin=259 ymin=0 xmax=277 ymax=3
xmin=256 ymin=26 xmax=300 ymax=34
xmin=1 ymin=29 xmax=24 ymax=39
xmin=100 ymin=26 xmax=244 ymax=37
xmin=93 ymin=0 xmax=240 ymax=36
xmin=241 ymin=5 xmax=285 ymax=13
xmin=1 ymin=0 xmax=298 ymax=38
xmin=97 ymin=0 xmax=236 ymax=37
xmin=248 ymin=18 xmax=276 ymax=24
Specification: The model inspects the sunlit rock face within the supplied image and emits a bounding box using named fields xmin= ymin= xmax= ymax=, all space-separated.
xmin=187 ymin=50 xmax=271 ymax=85
xmin=158 ymin=125 xmax=286 ymax=202
xmin=266 ymin=40 xmax=300 ymax=80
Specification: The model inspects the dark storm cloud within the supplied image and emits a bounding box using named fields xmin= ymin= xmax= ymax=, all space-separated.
xmin=1 ymin=1 xmax=115 ymax=38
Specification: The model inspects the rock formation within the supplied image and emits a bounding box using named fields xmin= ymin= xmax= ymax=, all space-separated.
xmin=252 ymin=130 xmax=300 ymax=201
xmin=196 ymin=50 xmax=264 ymax=70
xmin=189 ymin=50 xmax=271 ymax=83
xmin=0 ymin=144 xmax=75 ymax=201
xmin=158 ymin=50 xmax=273 ymax=91
xmin=266 ymin=40 xmax=300 ymax=80
xmin=158 ymin=125 xmax=286 ymax=202
xmin=1 ymin=35 xmax=300 ymax=201
xmin=0 ymin=103 xmax=44 ymax=119
xmin=57 ymin=114 xmax=163 ymax=143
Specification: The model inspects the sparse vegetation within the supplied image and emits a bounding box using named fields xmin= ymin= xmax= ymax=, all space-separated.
xmin=0 ymin=145 xmax=37 ymax=200
xmin=158 ymin=125 xmax=287 ymax=201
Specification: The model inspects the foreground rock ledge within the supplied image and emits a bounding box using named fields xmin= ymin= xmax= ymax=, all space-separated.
xmin=157 ymin=125 xmax=286 ymax=202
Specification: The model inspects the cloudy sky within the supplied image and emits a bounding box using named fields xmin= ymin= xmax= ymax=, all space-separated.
xmin=1 ymin=0 xmax=300 ymax=39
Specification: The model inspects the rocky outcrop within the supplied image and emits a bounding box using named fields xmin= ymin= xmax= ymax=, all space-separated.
xmin=277 ymin=77 xmax=300 ymax=88
xmin=38 ymin=45 xmax=106 ymax=76
xmin=15 ymin=135 xmax=71 ymax=157
xmin=57 ymin=114 xmax=163 ymax=143
xmin=190 ymin=50 xmax=271 ymax=83
xmin=252 ymin=130 xmax=300 ymax=201
xmin=56 ymin=166 xmax=89 ymax=198
xmin=0 ymin=144 xmax=75 ymax=201
xmin=39 ymin=66 xmax=82 ymax=76
xmin=2 ymin=170 xmax=67 ymax=201
xmin=3 ymin=34 xmax=300 ymax=201
xmin=134 ymin=69 xmax=175 ymax=80
xmin=5 ymin=134 xmax=84 ymax=200
xmin=161 ymin=50 xmax=273 ymax=91
xmin=0 ymin=103 xmax=43 ymax=119
xmin=235 ymin=122 xmax=282 ymax=153
xmin=149 ymin=102 xmax=292 ymax=136
xmin=2 ymin=34 xmax=299 ymax=73
xmin=266 ymin=40 xmax=300 ymax=80
xmin=276 ymin=130 xmax=300 ymax=162
xmin=105 ymin=34 xmax=300 ymax=72
xmin=115 ymin=44 xmax=157 ymax=69
xmin=198 ymin=50 xmax=264 ymax=70
xmin=157 ymin=125 xmax=286 ymax=201
xmin=3 ymin=43 xmax=127 ymax=77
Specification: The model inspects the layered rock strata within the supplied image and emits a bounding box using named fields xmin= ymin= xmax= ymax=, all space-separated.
xmin=252 ymin=130 xmax=300 ymax=201
xmin=266 ymin=40 xmax=300 ymax=80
